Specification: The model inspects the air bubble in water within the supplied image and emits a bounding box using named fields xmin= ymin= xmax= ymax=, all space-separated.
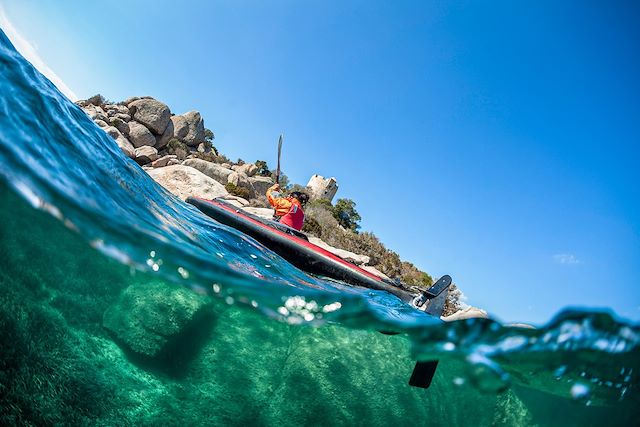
xmin=443 ymin=342 xmax=455 ymax=351
xmin=554 ymin=365 xmax=567 ymax=378
xmin=178 ymin=267 xmax=189 ymax=279
xmin=570 ymin=383 xmax=590 ymax=401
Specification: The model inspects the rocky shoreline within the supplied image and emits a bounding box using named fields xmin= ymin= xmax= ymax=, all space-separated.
xmin=76 ymin=95 xmax=399 ymax=279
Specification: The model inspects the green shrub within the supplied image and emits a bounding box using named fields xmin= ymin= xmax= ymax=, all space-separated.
xmin=255 ymin=160 xmax=271 ymax=177
xmin=214 ymin=153 xmax=231 ymax=164
xmin=332 ymin=198 xmax=361 ymax=232
xmin=225 ymin=183 xmax=251 ymax=199
xmin=400 ymin=261 xmax=433 ymax=288
xmin=193 ymin=151 xmax=218 ymax=162
xmin=204 ymin=128 xmax=215 ymax=143
xmin=308 ymin=198 xmax=333 ymax=210
xmin=301 ymin=216 xmax=322 ymax=236
xmin=166 ymin=138 xmax=188 ymax=154
xmin=87 ymin=94 xmax=105 ymax=106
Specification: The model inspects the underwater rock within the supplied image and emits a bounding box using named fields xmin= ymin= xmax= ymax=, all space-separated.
xmin=102 ymin=282 xmax=210 ymax=358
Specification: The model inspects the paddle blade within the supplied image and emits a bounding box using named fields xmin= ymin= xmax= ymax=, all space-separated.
xmin=409 ymin=360 xmax=439 ymax=389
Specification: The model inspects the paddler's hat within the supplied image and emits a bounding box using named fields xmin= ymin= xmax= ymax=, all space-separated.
xmin=290 ymin=191 xmax=309 ymax=206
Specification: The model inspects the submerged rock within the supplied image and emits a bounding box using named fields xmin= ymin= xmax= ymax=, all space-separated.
xmin=103 ymin=282 xmax=211 ymax=358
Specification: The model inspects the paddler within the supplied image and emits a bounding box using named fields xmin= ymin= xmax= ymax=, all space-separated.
xmin=266 ymin=183 xmax=309 ymax=231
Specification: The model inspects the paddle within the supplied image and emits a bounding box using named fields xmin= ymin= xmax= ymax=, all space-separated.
xmin=409 ymin=361 xmax=439 ymax=388
xmin=275 ymin=134 xmax=283 ymax=185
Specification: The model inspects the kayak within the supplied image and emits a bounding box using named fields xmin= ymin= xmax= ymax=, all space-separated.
xmin=187 ymin=197 xmax=452 ymax=389
xmin=186 ymin=197 xmax=450 ymax=314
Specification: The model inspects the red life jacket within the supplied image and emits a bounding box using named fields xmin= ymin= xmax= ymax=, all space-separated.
xmin=280 ymin=200 xmax=304 ymax=230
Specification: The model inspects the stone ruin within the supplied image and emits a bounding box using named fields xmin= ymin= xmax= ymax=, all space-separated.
xmin=306 ymin=174 xmax=338 ymax=203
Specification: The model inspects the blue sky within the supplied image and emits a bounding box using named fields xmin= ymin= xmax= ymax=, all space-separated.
xmin=1 ymin=0 xmax=638 ymax=324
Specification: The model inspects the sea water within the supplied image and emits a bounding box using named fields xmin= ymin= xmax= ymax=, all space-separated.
xmin=0 ymin=30 xmax=637 ymax=426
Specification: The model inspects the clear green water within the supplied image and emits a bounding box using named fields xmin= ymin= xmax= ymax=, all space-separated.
xmin=0 ymin=29 xmax=637 ymax=426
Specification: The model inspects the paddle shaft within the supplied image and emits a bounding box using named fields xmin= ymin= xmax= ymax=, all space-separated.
xmin=276 ymin=134 xmax=283 ymax=184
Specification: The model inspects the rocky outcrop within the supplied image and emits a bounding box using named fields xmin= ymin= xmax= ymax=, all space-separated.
xmin=180 ymin=159 xmax=255 ymax=198
xmin=182 ymin=158 xmax=233 ymax=184
xmin=307 ymin=236 xmax=370 ymax=265
xmin=241 ymin=207 xmax=274 ymax=220
xmin=234 ymin=163 xmax=258 ymax=177
xmin=147 ymin=165 xmax=229 ymax=201
xmin=128 ymin=121 xmax=156 ymax=148
xmin=80 ymin=96 xmax=217 ymax=171
xmin=360 ymin=265 xmax=391 ymax=280
xmin=103 ymin=126 xmax=134 ymax=158
xmin=128 ymin=98 xmax=171 ymax=135
xmin=103 ymin=282 xmax=211 ymax=358
xmin=307 ymin=174 xmax=338 ymax=202
xmin=227 ymin=171 xmax=256 ymax=198
xmin=152 ymin=111 xmax=206 ymax=148
xmin=249 ymin=176 xmax=274 ymax=198
xmin=151 ymin=154 xmax=178 ymax=168
xmin=441 ymin=307 xmax=489 ymax=322
xmin=181 ymin=111 xmax=206 ymax=146
xmin=110 ymin=117 xmax=130 ymax=136
xmin=84 ymin=104 xmax=109 ymax=122
xmin=134 ymin=146 xmax=158 ymax=165
xmin=219 ymin=195 xmax=250 ymax=209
